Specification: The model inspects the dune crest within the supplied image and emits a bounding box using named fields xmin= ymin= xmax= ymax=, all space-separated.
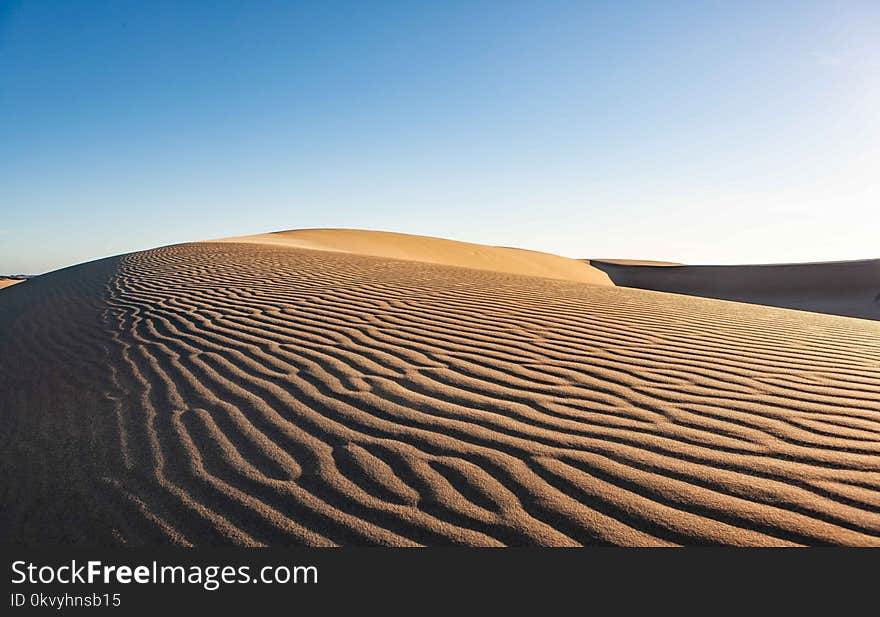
xmin=587 ymin=259 xmax=682 ymax=267
xmin=214 ymin=229 xmax=612 ymax=286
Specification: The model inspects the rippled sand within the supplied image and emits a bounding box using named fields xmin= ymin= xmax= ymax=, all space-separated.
xmin=2 ymin=235 xmax=879 ymax=546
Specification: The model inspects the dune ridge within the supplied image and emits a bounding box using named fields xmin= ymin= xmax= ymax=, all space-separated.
xmin=2 ymin=238 xmax=880 ymax=546
xmin=215 ymin=228 xmax=613 ymax=286
xmin=591 ymin=259 xmax=880 ymax=321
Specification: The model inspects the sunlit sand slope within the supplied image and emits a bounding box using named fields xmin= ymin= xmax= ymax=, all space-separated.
xmin=0 ymin=278 xmax=25 ymax=290
xmin=2 ymin=242 xmax=880 ymax=546
xmin=216 ymin=228 xmax=612 ymax=286
xmin=591 ymin=259 xmax=880 ymax=321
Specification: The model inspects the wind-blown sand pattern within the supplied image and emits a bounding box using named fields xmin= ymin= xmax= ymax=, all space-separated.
xmin=591 ymin=259 xmax=880 ymax=321
xmin=2 ymin=235 xmax=880 ymax=546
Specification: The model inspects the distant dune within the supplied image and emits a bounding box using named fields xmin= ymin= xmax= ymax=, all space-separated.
xmin=217 ymin=229 xmax=613 ymax=286
xmin=587 ymin=259 xmax=682 ymax=267
xmin=2 ymin=231 xmax=879 ymax=546
xmin=591 ymin=259 xmax=880 ymax=321
xmin=0 ymin=278 xmax=25 ymax=290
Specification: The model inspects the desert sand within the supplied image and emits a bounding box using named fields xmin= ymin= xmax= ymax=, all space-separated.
xmin=218 ymin=229 xmax=613 ymax=286
xmin=587 ymin=259 xmax=682 ymax=266
xmin=591 ymin=259 xmax=880 ymax=321
xmin=0 ymin=278 xmax=25 ymax=290
xmin=1 ymin=230 xmax=879 ymax=546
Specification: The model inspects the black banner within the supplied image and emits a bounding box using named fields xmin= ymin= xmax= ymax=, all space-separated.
xmin=2 ymin=547 xmax=876 ymax=613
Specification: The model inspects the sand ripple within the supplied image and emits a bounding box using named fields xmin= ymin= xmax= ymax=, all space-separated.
xmin=2 ymin=242 xmax=880 ymax=545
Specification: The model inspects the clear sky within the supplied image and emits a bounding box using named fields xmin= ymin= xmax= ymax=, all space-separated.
xmin=1 ymin=1 xmax=878 ymax=274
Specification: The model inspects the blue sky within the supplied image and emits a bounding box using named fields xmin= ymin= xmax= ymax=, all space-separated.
xmin=2 ymin=1 xmax=878 ymax=273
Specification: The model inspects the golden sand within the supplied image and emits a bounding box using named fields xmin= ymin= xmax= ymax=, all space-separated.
xmin=1 ymin=232 xmax=878 ymax=545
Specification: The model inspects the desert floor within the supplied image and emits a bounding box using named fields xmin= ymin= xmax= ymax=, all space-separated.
xmin=1 ymin=230 xmax=879 ymax=546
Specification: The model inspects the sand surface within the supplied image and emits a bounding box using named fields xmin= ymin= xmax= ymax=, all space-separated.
xmin=587 ymin=259 xmax=682 ymax=266
xmin=0 ymin=278 xmax=25 ymax=290
xmin=592 ymin=259 xmax=880 ymax=321
xmin=2 ymin=235 xmax=880 ymax=546
xmin=218 ymin=228 xmax=613 ymax=286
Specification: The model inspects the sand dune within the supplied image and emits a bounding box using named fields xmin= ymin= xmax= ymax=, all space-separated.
xmin=591 ymin=259 xmax=880 ymax=321
xmin=587 ymin=259 xmax=682 ymax=267
xmin=217 ymin=228 xmax=612 ymax=286
xmin=2 ymin=236 xmax=880 ymax=546
xmin=0 ymin=278 xmax=25 ymax=290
